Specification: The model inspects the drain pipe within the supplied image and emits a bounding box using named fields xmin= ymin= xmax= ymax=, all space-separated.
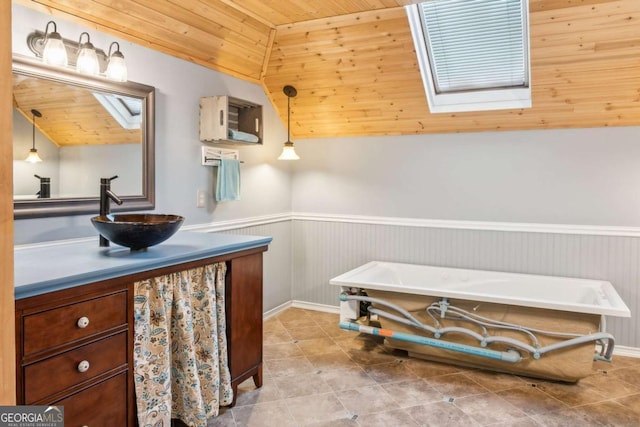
xmin=339 ymin=320 xmax=522 ymax=363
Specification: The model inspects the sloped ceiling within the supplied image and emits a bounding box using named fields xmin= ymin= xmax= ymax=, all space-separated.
xmin=13 ymin=74 xmax=140 ymax=146
xmin=14 ymin=0 xmax=640 ymax=139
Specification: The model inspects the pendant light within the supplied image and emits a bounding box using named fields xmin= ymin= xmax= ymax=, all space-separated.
xmin=278 ymin=85 xmax=300 ymax=160
xmin=76 ymin=32 xmax=100 ymax=75
xmin=105 ymin=42 xmax=128 ymax=82
xmin=41 ymin=21 xmax=68 ymax=67
xmin=25 ymin=109 xmax=43 ymax=164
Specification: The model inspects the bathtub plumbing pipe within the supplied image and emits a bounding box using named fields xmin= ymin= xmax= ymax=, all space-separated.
xmin=341 ymin=293 xmax=616 ymax=362
xmin=425 ymin=301 xmax=585 ymax=340
xmin=343 ymin=293 xmax=538 ymax=353
xmin=425 ymin=302 xmax=617 ymax=360
xmin=425 ymin=304 xmax=540 ymax=347
xmin=339 ymin=292 xmax=425 ymax=328
xmin=339 ymin=320 xmax=522 ymax=363
xmin=368 ymin=306 xmax=540 ymax=355
xmin=438 ymin=298 xmax=450 ymax=319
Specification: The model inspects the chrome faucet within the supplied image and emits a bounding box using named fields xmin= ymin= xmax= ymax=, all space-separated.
xmin=99 ymin=175 xmax=123 ymax=247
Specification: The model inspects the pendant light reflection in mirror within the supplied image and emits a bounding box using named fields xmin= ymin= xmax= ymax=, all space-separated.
xmin=25 ymin=109 xmax=43 ymax=164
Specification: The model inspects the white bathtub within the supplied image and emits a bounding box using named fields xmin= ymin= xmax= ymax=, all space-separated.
xmin=330 ymin=261 xmax=631 ymax=382
xmin=330 ymin=261 xmax=630 ymax=317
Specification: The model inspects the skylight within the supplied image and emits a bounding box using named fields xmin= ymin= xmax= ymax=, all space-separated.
xmin=406 ymin=0 xmax=531 ymax=113
xmin=93 ymin=93 xmax=142 ymax=130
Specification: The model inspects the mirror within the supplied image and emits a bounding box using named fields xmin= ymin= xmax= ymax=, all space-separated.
xmin=12 ymin=54 xmax=155 ymax=218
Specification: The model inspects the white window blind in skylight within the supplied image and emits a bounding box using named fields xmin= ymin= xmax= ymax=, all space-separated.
xmin=406 ymin=0 xmax=531 ymax=113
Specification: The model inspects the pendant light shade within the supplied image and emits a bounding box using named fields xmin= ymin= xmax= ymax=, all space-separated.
xmin=106 ymin=42 xmax=128 ymax=82
xmin=278 ymin=141 xmax=300 ymax=161
xmin=278 ymin=85 xmax=300 ymax=161
xmin=26 ymin=109 xmax=43 ymax=164
xmin=76 ymin=32 xmax=100 ymax=75
xmin=42 ymin=21 xmax=68 ymax=67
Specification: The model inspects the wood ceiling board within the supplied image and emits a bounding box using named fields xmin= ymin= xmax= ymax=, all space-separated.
xmin=529 ymin=0 xmax=622 ymax=13
xmin=13 ymin=76 xmax=140 ymax=146
xmin=224 ymin=0 xmax=419 ymax=26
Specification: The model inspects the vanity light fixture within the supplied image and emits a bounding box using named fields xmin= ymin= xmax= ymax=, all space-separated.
xmin=41 ymin=21 xmax=68 ymax=67
xmin=278 ymin=85 xmax=300 ymax=161
xmin=76 ymin=32 xmax=100 ymax=76
xmin=26 ymin=109 xmax=43 ymax=164
xmin=105 ymin=42 xmax=128 ymax=82
xmin=28 ymin=26 xmax=127 ymax=81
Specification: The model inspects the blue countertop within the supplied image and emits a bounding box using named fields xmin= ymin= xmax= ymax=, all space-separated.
xmin=14 ymin=231 xmax=272 ymax=299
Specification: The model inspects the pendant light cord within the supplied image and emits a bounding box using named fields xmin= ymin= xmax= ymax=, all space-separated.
xmin=32 ymin=113 xmax=36 ymax=150
xmin=287 ymin=95 xmax=291 ymax=142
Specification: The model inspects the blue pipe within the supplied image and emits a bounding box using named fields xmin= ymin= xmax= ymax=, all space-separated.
xmin=339 ymin=321 xmax=521 ymax=363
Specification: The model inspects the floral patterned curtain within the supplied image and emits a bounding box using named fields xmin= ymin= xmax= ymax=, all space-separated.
xmin=133 ymin=262 xmax=233 ymax=427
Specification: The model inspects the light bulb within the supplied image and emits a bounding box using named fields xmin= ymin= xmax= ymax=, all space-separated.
xmin=42 ymin=33 xmax=67 ymax=67
xmin=76 ymin=33 xmax=99 ymax=75
xmin=106 ymin=51 xmax=127 ymax=82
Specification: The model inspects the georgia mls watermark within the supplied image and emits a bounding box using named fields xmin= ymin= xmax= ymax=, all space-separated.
xmin=0 ymin=406 xmax=64 ymax=427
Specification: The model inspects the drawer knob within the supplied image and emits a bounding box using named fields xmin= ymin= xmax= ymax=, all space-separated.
xmin=77 ymin=360 xmax=90 ymax=373
xmin=77 ymin=316 xmax=90 ymax=328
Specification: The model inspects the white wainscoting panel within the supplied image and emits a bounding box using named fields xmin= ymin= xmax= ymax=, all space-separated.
xmin=216 ymin=219 xmax=292 ymax=312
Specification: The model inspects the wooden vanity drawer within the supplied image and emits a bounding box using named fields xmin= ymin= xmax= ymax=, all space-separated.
xmin=24 ymin=332 xmax=127 ymax=404
xmin=22 ymin=291 xmax=127 ymax=357
xmin=54 ymin=372 xmax=128 ymax=427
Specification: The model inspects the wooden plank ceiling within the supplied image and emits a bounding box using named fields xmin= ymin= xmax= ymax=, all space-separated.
xmin=13 ymin=74 xmax=140 ymax=146
xmin=15 ymin=0 xmax=640 ymax=139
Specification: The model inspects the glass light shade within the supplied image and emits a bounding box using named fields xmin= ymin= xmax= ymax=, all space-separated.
xmin=42 ymin=34 xmax=68 ymax=67
xmin=278 ymin=142 xmax=300 ymax=160
xmin=76 ymin=44 xmax=100 ymax=75
xmin=25 ymin=149 xmax=43 ymax=163
xmin=105 ymin=52 xmax=127 ymax=82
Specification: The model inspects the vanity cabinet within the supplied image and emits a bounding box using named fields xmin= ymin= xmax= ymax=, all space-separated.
xmin=15 ymin=243 xmax=268 ymax=426
xmin=226 ymin=251 xmax=264 ymax=404
xmin=15 ymin=279 xmax=134 ymax=427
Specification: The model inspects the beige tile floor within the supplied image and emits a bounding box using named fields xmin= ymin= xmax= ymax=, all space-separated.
xmin=207 ymin=308 xmax=640 ymax=427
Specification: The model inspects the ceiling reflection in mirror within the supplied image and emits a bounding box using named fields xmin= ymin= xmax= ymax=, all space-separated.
xmin=12 ymin=54 xmax=155 ymax=218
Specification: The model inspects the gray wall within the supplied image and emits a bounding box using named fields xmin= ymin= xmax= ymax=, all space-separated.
xmin=291 ymin=128 xmax=640 ymax=226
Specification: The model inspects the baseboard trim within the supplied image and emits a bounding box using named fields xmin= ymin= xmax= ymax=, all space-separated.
xmin=612 ymin=345 xmax=640 ymax=359
xmin=263 ymin=300 xmax=293 ymax=320
xmin=290 ymin=300 xmax=341 ymax=314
